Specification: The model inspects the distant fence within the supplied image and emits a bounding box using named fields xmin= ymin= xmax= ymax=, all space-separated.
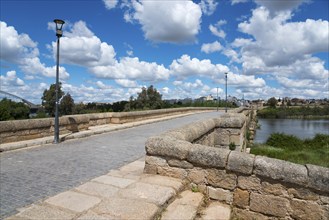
xmin=0 ymin=107 xmax=215 ymax=144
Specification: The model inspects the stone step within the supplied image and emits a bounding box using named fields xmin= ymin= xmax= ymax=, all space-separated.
xmin=160 ymin=190 xmax=204 ymax=220
xmin=197 ymin=201 xmax=231 ymax=220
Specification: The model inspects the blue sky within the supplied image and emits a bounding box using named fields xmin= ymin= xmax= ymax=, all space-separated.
xmin=1 ymin=0 xmax=328 ymax=104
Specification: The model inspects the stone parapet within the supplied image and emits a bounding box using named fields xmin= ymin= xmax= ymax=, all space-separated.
xmin=0 ymin=107 xmax=214 ymax=144
xmin=144 ymin=110 xmax=329 ymax=219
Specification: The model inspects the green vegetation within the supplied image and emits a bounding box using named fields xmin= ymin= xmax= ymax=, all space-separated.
xmin=251 ymin=133 xmax=329 ymax=168
xmin=257 ymin=106 xmax=329 ymax=119
xmin=0 ymin=98 xmax=30 ymax=121
xmin=229 ymin=142 xmax=236 ymax=150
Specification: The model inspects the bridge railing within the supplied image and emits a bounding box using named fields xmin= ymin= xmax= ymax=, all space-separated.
xmin=0 ymin=107 xmax=216 ymax=145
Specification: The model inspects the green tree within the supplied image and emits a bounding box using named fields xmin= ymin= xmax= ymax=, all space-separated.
xmin=60 ymin=93 xmax=74 ymax=115
xmin=41 ymin=83 xmax=64 ymax=116
xmin=135 ymin=85 xmax=163 ymax=110
xmin=0 ymin=98 xmax=30 ymax=121
xmin=267 ymin=97 xmax=278 ymax=108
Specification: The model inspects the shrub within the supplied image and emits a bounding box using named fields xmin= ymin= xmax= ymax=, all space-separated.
xmin=229 ymin=142 xmax=236 ymax=150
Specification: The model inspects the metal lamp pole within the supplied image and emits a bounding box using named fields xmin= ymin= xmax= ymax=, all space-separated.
xmin=225 ymin=72 xmax=228 ymax=113
xmin=54 ymin=19 xmax=65 ymax=144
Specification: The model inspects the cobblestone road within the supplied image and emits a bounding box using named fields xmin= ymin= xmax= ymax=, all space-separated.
xmin=0 ymin=111 xmax=222 ymax=218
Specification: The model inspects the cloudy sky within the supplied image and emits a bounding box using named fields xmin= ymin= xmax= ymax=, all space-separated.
xmin=0 ymin=0 xmax=328 ymax=104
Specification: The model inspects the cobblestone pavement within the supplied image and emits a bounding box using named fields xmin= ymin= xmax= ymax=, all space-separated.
xmin=0 ymin=111 xmax=222 ymax=219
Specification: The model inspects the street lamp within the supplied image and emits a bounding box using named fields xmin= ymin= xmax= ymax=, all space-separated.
xmin=54 ymin=19 xmax=65 ymax=144
xmin=225 ymin=72 xmax=228 ymax=113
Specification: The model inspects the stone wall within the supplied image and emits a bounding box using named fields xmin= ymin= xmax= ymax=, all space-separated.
xmin=0 ymin=107 xmax=214 ymax=144
xmin=144 ymin=112 xmax=329 ymax=220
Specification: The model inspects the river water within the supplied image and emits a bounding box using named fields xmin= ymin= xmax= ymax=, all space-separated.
xmin=254 ymin=119 xmax=329 ymax=143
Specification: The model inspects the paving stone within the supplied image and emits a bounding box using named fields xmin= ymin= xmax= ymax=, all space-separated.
xmin=76 ymin=210 xmax=116 ymax=220
xmin=161 ymin=190 xmax=204 ymax=220
xmin=139 ymin=174 xmax=184 ymax=192
xmin=91 ymin=175 xmax=136 ymax=188
xmin=119 ymin=160 xmax=145 ymax=173
xmin=14 ymin=204 xmax=76 ymax=219
xmin=74 ymin=181 xmax=119 ymax=198
xmin=200 ymin=202 xmax=231 ymax=220
xmin=92 ymin=197 xmax=159 ymax=219
xmin=45 ymin=191 xmax=101 ymax=213
xmin=118 ymin=182 xmax=176 ymax=206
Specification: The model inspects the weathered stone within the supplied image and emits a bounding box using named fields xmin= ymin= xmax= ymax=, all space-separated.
xmin=306 ymin=164 xmax=329 ymax=193
xmin=232 ymin=208 xmax=269 ymax=220
xmin=200 ymin=202 xmax=231 ymax=220
xmin=227 ymin=151 xmax=255 ymax=174
xmin=288 ymin=187 xmax=319 ymax=200
xmin=168 ymin=159 xmax=194 ymax=169
xmin=93 ymin=197 xmax=158 ymax=219
xmin=118 ymin=182 xmax=175 ymax=206
xmin=187 ymin=144 xmax=230 ymax=168
xmin=233 ymin=188 xmax=249 ymax=208
xmin=219 ymin=113 xmax=245 ymax=128
xmin=207 ymin=169 xmax=237 ymax=190
xmin=76 ymin=210 xmax=115 ymax=220
xmin=75 ymin=181 xmax=119 ymax=198
xmin=161 ymin=191 xmax=204 ymax=220
xmin=188 ymin=169 xmax=207 ymax=184
xmin=92 ymin=175 xmax=136 ymax=188
xmin=237 ymin=175 xmax=261 ymax=191
xmin=45 ymin=191 xmax=101 ymax=213
xmin=143 ymin=164 xmax=157 ymax=174
xmin=145 ymin=136 xmax=192 ymax=159
xmin=145 ymin=155 xmax=168 ymax=167
xmin=139 ymin=174 xmax=184 ymax=192
xmin=208 ymin=186 xmax=233 ymax=203
xmin=158 ymin=166 xmax=187 ymax=179
xmin=15 ymin=204 xmax=76 ymax=220
xmin=254 ymin=156 xmax=308 ymax=186
xmin=320 ymin=196 xmax=329 ymax=204
xmin=215 ymin=130 xmax=230 ymax=146
xmin=250 ymin=192 xmax=289 ymax=217
xmin=261 ymin=182 xmax=288 ymax=197
xmin=291 ymin=199 xmax=326 ymax=220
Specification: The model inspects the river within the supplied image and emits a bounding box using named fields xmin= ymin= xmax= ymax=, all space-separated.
xmin=254 ymin=119 xmax=329 ymax=143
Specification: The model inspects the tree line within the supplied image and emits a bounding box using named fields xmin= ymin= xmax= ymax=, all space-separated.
xmin=1 ymin=84 xmax=234 ymax=121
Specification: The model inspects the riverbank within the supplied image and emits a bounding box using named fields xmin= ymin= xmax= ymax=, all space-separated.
xmin=257 ymin=106 xmax=329 ymax=119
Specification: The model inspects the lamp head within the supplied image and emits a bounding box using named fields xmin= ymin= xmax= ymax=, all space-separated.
xmin=54 ymin=19 xmax=65 ymax=37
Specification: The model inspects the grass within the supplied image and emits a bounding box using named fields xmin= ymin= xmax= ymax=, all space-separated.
xmin=250 ymin=133 xmax=329 ymax=168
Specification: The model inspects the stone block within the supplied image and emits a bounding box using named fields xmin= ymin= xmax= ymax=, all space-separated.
xmin=139 ymin=174 xmax=184 ymax=192
xmin=75 ymin=181 xmax=119 ymax=198
xmin=93 ymin=197 xmax=158 ymax=220
xmin=118 ymin=182 xmax=175 ymax=206
xmin=91 ymin=175 xmax=136 ymax=188
xmin=215 ymin=130 xmax=230 ymax=146
xmin=287 ymin=187 xmax=319 ymax=200
xmin=291 ymin=199 xmax=327 ymax=220
xmin=143 ymin=164 xmax=157 ymax=174
xmin=145 ymin=155 xmax=168 ymax=167
xmin=200 ymin=202 xmax=231 ymax=220
xmin=227 ymin=151 xmax=255 ymax=174
xmin=168 ymin=159 xmax=194 ymax=169
xmin=237 ymin=175 xmax=261 ymax=191
xmin=250 ymin=192 xmax=289 ymax=217
xmin=306 ymin=164 xmax=329 ymax=193
xmin=207 ymin=169 xmax=237 ymax=190
xmin=158 ymin=166 xmax=187 ymax=179
xmin=233 ymin=188 xmax=249 ymax=208
xmin=254 ymin=156 xmax=308 ymax=186
xmin=187 ymin=144 xmax=230 ymax=168
xmin=208 ymin=186 xmax=233 ymax=203
xmin=188 ymin=169 xmax=207 ymax=184
xmin=45 ymin=191 xmax=101 ymax=213
xmin=232 ymin=208 xmax=269 ymax=220
xmin=145 ymin=136 xmax=192 ymax=160
xmin=15 ymin=204 xmax=76 ymax=220
xmin=261 ymin=182 xmax=288 ymax=197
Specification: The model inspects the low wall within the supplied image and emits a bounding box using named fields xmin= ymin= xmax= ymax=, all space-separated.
xmin=144 ymin=112 xmax=329 ymax=220
xmin=0 ymin=107 xmax=214 ymax=144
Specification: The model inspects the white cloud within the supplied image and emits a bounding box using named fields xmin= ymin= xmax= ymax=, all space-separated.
xmin=231 ymin=0 xmax=248 ymax=5
xmin=201 ymin=41 xmax=222 ymax=54
xmin=0 ymin=71 xmax=25 ymax=87
xmin=103 ymin=0 xmax=118 ymax=10
xmin=254 ymin=0 xmax=308 ymax=13
xmin=115 ymin=79 xmax=139 ymax=88
xmin=1 ymin=21 xmax=70 ymax=80
xmin=122 ymin=0 xmax=202 ymax=43
xmin=227 ymin=72 xmax=266 ymax=88
xmin=170 ymin=54 xmax=229 ymax=80
xmin=199 ymin=0 xmax=218 ymax=16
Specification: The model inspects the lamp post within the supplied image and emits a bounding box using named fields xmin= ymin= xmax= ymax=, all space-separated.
xmin=225 ymin=72 xmax=228 ymax=113
xmin=216 ymin=87 xmax=219 ymax=112
xmin=54 ymin=19 xmax=65 ymax=144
